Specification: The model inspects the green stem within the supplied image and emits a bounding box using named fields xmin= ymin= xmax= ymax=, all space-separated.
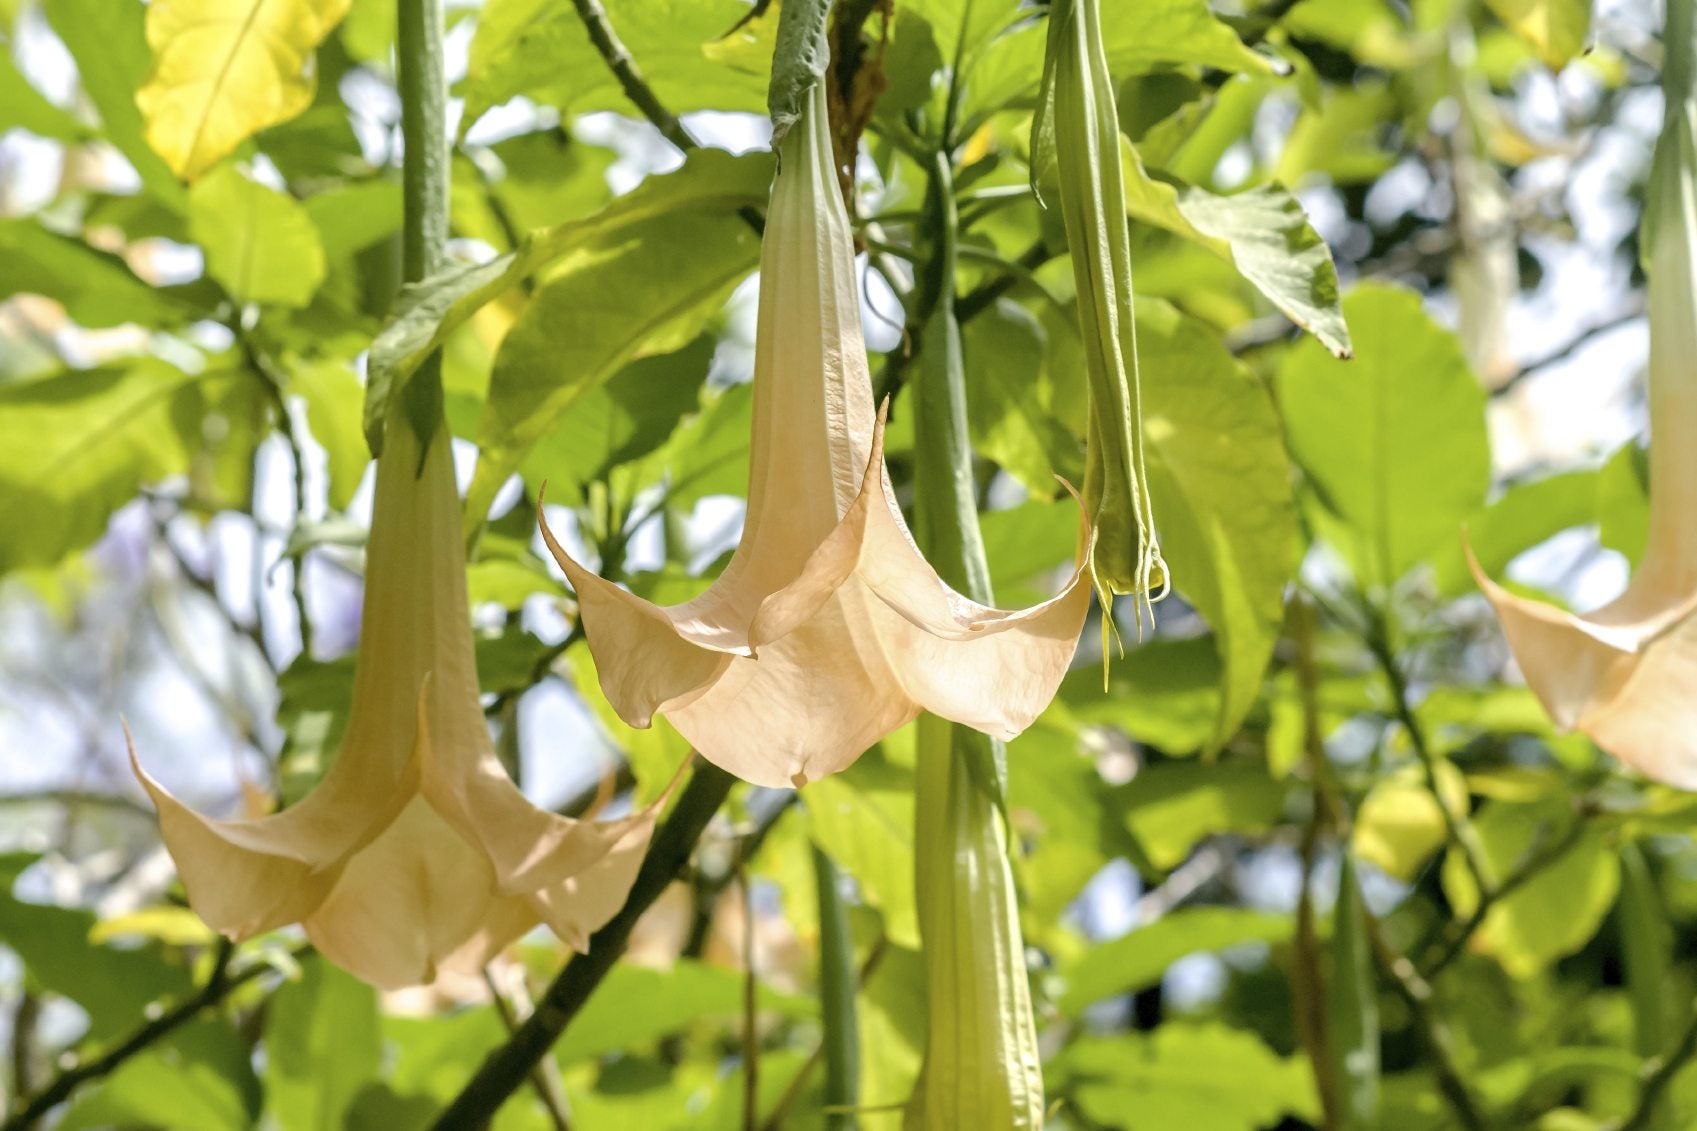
xmin=812 ymin=847 xmax=860 ymax=1130
xmin=395 ymin=0 xmax=447 ymax=446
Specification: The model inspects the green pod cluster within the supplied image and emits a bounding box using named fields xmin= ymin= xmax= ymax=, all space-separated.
xmin=1033 ymin=0 xmax=1167 ymax=630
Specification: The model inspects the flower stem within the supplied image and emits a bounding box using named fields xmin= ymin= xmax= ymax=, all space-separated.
xmin=395 ymin=0 xmax=447 ymax=444
xmin=811 ymin=846 xmax=860 ymax=1129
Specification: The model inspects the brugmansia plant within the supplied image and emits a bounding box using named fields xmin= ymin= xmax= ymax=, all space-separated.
xmin=132 ymin=392 xmax=665 ymax=988
xmin=1469 ymin=0 xmax=1697 ymax=788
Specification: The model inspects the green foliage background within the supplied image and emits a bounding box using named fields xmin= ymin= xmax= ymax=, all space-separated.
xmin=0 ymin=0 xmax=1688 ymax=1128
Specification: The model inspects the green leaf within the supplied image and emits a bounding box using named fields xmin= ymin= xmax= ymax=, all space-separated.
xmin=1430 ymin=469 xmax=1600 ymax=597
xmin=1140 ymin=300 xmax=1299 ymax=747
xmin=523 ymin=336 xmax=714 ymax=508
xmin=460 ymin=0 xmax=768 ymax=138
xmin=0 ymin=857 xmax=193 ymax=1040
xmin=806 ymin=746 xmax=920 ymax=949
xmin=291 ymin=358 xmax=368 ymax=511
xmin=365 ymin=148 xmax=770 ymax=454
xmin=1057 ymin=1024 xmax=1319 ymax=1131
xmin=1060 ymin=635 xmax=1224 ymax=754
xmin=265 ymin=955 xmax=382 ymax=1131
xmin=1102 ymin=0 xmax=1278 ymax=76
xmin=43 ymin=0 xmax=185 ymax=207
xmin=1122 ymin=142 xmax=1350 ymax=357
xmin=1121 ymin=760 xmax=1287 ymax=870
xmin=1059 ymin=907 xmax=1295 ymax=1015
xmin=0 ymin=40 xmax=88 ymax=140
xmin=1484 ymin=0 xmax=1591 ymax=70
xmin=0 ymin=219 xmax=199 ymax=327
xmin=554 ymin=959 xmax=813 ymax=1066
xmin=631 ymin=381 xmax=753 ymax=515
xmin=189 ymin=165 xmax=328 ymax=308
xmin=1351 ymin=761 xmax=1469 ymax=882
xmin=59 ymin=1020 xmax=261 ymax=1131
xmin=466 ymin=209 xmax=759 ymax=529
xmin=963 ymin=299 xmax=1077 ymax=497
xmin=1440 ymin=798 xmax=1618 ymax=978
xmin=1277 ymin=283 xmax=1490 ymax=586
xmin=303 ymin=180 xmax=403 ymax=260
xmin=1597 ymin=441 xmax=1649 ymax=570
xmin=0 ymin=361 xmax=237 ymax=575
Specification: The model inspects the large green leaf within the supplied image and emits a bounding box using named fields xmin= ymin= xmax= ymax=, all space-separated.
xmin=188 ymin=165 xmax=328 ymax=308
xmin=0 ymin=853 xmax=192 ymax=1040
xmin=1056 ymin=1024 xmax=1319 ymax=1131
xmin=1430 ymin=469 xmax=1600 ymax=597
xmin=0 ymin=361 xmax=243 ymax=575
xmin=466 ymin=209 xmax=760 ymax=529
xmin=553 ymin=959 xmax=813 ymax=1066
xmin=806 ymin=745 xmax=920 ymax=949
xmin=1122 ymin=142 xmax=1350 ymax=357
xmin=1059 ymin=907 xmax=1295 ymax=1015
xmin=1121 ymin=760 xmax=1287 ymax=870
xmin=1277 ymin=283 xmax=1490 ymax=586
xmin=0 ymin=219 xmax=200 ymax=327
xmin=59 ymin=1020 xmax=261 ymax=1131
xmin=365 ymin=148 xmax=770 ymax=453
xmin=1103 ymin=0 xmax=1277 ymax=76
xmin=1440 ymin=798 xmax=1618 ymax=978
xmin=460 ymin=0 xmax=768 ymax=137
xmin=1140 ymin=300 xmax=1299 ymax=747
xmin=264 ymin=955 xmax=382 ymax=1131
xmin=963 ymin=299 xmax=1078 ymax=497
xmin=0 ymin=40 xmax=88 ymax=140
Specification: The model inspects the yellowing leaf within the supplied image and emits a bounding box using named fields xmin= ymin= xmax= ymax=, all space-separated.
xmin=137 ymin=0 xmax=352 ymax=179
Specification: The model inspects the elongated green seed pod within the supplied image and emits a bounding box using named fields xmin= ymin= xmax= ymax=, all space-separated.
xmin=1328 ymin=852 xmax=1381 ymax=1131
xmin=1619 ymin=843 xmax=1670 ymax=1060
xmin=1033 ymin=0 xmax=1167 ymax=634
xmin=905 ymin=150 xmax=1045 ymax=1131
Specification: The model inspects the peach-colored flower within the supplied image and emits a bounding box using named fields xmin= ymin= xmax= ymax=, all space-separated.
xmin=1470 ymin=26 xmax=1697 ymax=788
xmin=541 ymin=87 xmax=1090 ymax=790
xmin=134 ymin=407 xmax=663 ymax=988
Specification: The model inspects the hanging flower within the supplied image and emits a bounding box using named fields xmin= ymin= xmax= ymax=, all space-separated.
xmin=133 ymin=406 xmax=664 ymax=989
xmin=1469 ymin=1 xmax=1697 ymax=789
xmin=541 ymin=87 xmax=1091 ymax=790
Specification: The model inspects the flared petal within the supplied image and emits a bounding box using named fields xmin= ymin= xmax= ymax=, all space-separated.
xmin=126 ymin=691 xmax=424 ymax=941
xmin=1469 ymin=544 xmax=1697 ymax=786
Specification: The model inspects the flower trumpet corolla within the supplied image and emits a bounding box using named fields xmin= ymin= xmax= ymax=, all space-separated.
xmin=132 ymin=406 xmax=664 ymax=988
xmin=540 ymin=87 xmax=1091 ymax=790
xmin=1469 ymin=0 xmax=1697 ymax=789
xmin=1034 ymin=0 xmax=1169 ymax=632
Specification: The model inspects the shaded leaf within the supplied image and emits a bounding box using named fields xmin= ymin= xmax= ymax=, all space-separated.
xmin=189 ymin=165 xmax=327 ymax=307
xmin=265 ymin=955 xmax=381 ymax=1131
xmin=1059 ymin=907 xmax=1295 ymax=1015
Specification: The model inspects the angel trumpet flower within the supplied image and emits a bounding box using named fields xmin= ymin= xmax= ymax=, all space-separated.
xmin=541 ymin=86 xmax=1091 ymax=790
xmin=1469 ymin=0 xmax=1697 ymax=789
xmin=133 ymin=406 xmax=662 ymax=988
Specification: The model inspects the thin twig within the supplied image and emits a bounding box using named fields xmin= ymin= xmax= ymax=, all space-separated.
xmin=427 ymin=761 xmax=737 ymax=1129
xmin=1 ymin=940 xmax=304 ymax=1131
xmin=568 ymin=0 xmax=696 ymax=152
xmin=1364 ymin=615 xmax=1495 ymax=899
xmin=740 ymin=869 xmax=759 ymax=1131
xmin=482 ymin=970 xmax=572 ymax=1131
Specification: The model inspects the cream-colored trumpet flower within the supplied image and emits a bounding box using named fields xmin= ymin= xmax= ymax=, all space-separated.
xmin=133 ymin=405 xmax=663 ymax=989
xmin=1469 ymin=0 xmax=1697 ymax=789
xmin=541 ymin=87 xmax=1091 ymax=791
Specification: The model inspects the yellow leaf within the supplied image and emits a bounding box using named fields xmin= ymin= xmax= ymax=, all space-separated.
xmin=1483 ymin=0 xmax=1591 ymax=71
xmin=137 ymin=0 xmax=351 ymax=180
